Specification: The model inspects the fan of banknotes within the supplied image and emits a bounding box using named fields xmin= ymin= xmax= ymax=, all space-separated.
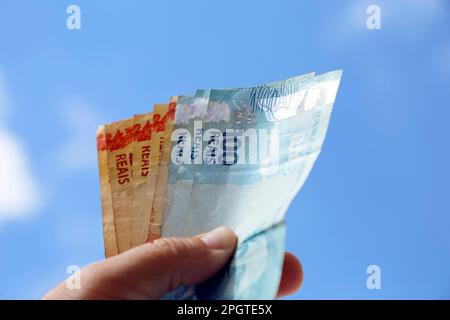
xmin=96 ymin=70 xmax=342 ymax=299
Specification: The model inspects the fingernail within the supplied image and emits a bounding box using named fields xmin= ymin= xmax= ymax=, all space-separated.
xmin=199 ymin=226 xmax=236 ymax=250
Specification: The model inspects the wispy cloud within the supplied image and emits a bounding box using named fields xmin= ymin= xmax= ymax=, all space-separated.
xmin=0 ymin=71 xmax=40 ymax=221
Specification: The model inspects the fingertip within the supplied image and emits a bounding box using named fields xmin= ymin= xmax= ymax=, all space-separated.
xmin=277 ymin=252 xmax=303 ymax=298
xmin=198 ymin=226 xmax=237 ymax=250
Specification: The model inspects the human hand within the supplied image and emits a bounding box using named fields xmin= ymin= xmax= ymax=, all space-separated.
xmin=43 ymin=226 xmax=303 ymax=299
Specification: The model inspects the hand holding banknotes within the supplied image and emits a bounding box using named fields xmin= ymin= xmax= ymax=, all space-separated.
xmin=43 ymin=227 xmax=302 ymax=299
xmin=93 ymin=70 xmax=341 ymax=298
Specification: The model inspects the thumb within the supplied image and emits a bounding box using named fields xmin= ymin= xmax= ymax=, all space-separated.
xmin=44 ymin=226 xmax=237 ymax=299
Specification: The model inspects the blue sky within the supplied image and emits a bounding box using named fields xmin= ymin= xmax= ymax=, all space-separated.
xmin=0 ymin=0 xmax=449 ymax=299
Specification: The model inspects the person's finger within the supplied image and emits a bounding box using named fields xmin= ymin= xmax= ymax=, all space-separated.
xmin=276 ymin=252 xmax=303 ymax=298
xmin=44 ymin=226 xmax=237 ymax=300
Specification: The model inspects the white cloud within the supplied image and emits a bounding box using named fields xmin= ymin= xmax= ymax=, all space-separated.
xmin=0 ymin=71 xmax=40 ymax=220
xmin=53 ymin=97 xmax=100 ymax=171
xmin=0 ymin=130 xmax=40 ymax=218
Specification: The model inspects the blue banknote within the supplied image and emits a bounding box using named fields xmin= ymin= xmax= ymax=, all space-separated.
xmin=162 ymin=70 xmax=342 ymax=299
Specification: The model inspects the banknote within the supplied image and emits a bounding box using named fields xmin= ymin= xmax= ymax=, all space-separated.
xmin=162 ymin=70 xmax=342 ymax=299
xmin=105 ymin=118 xmax=135 ymax=254
xmin=162 ymin=71 xmax=316 ymax=241
xmin=148 ymin=103 xmax=176 ymax=241
xmin=163 ymin=92 xmax=209 ymax=236
xmin=181 ymin=72 xmax=317 ymax=239
xmin=130 ymin=112 xmax=156 ymax=248
xmin=97 ymin=125 xmax=118 ymax=257
xmin=163 ymin=72 xmax=318 ymax=238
